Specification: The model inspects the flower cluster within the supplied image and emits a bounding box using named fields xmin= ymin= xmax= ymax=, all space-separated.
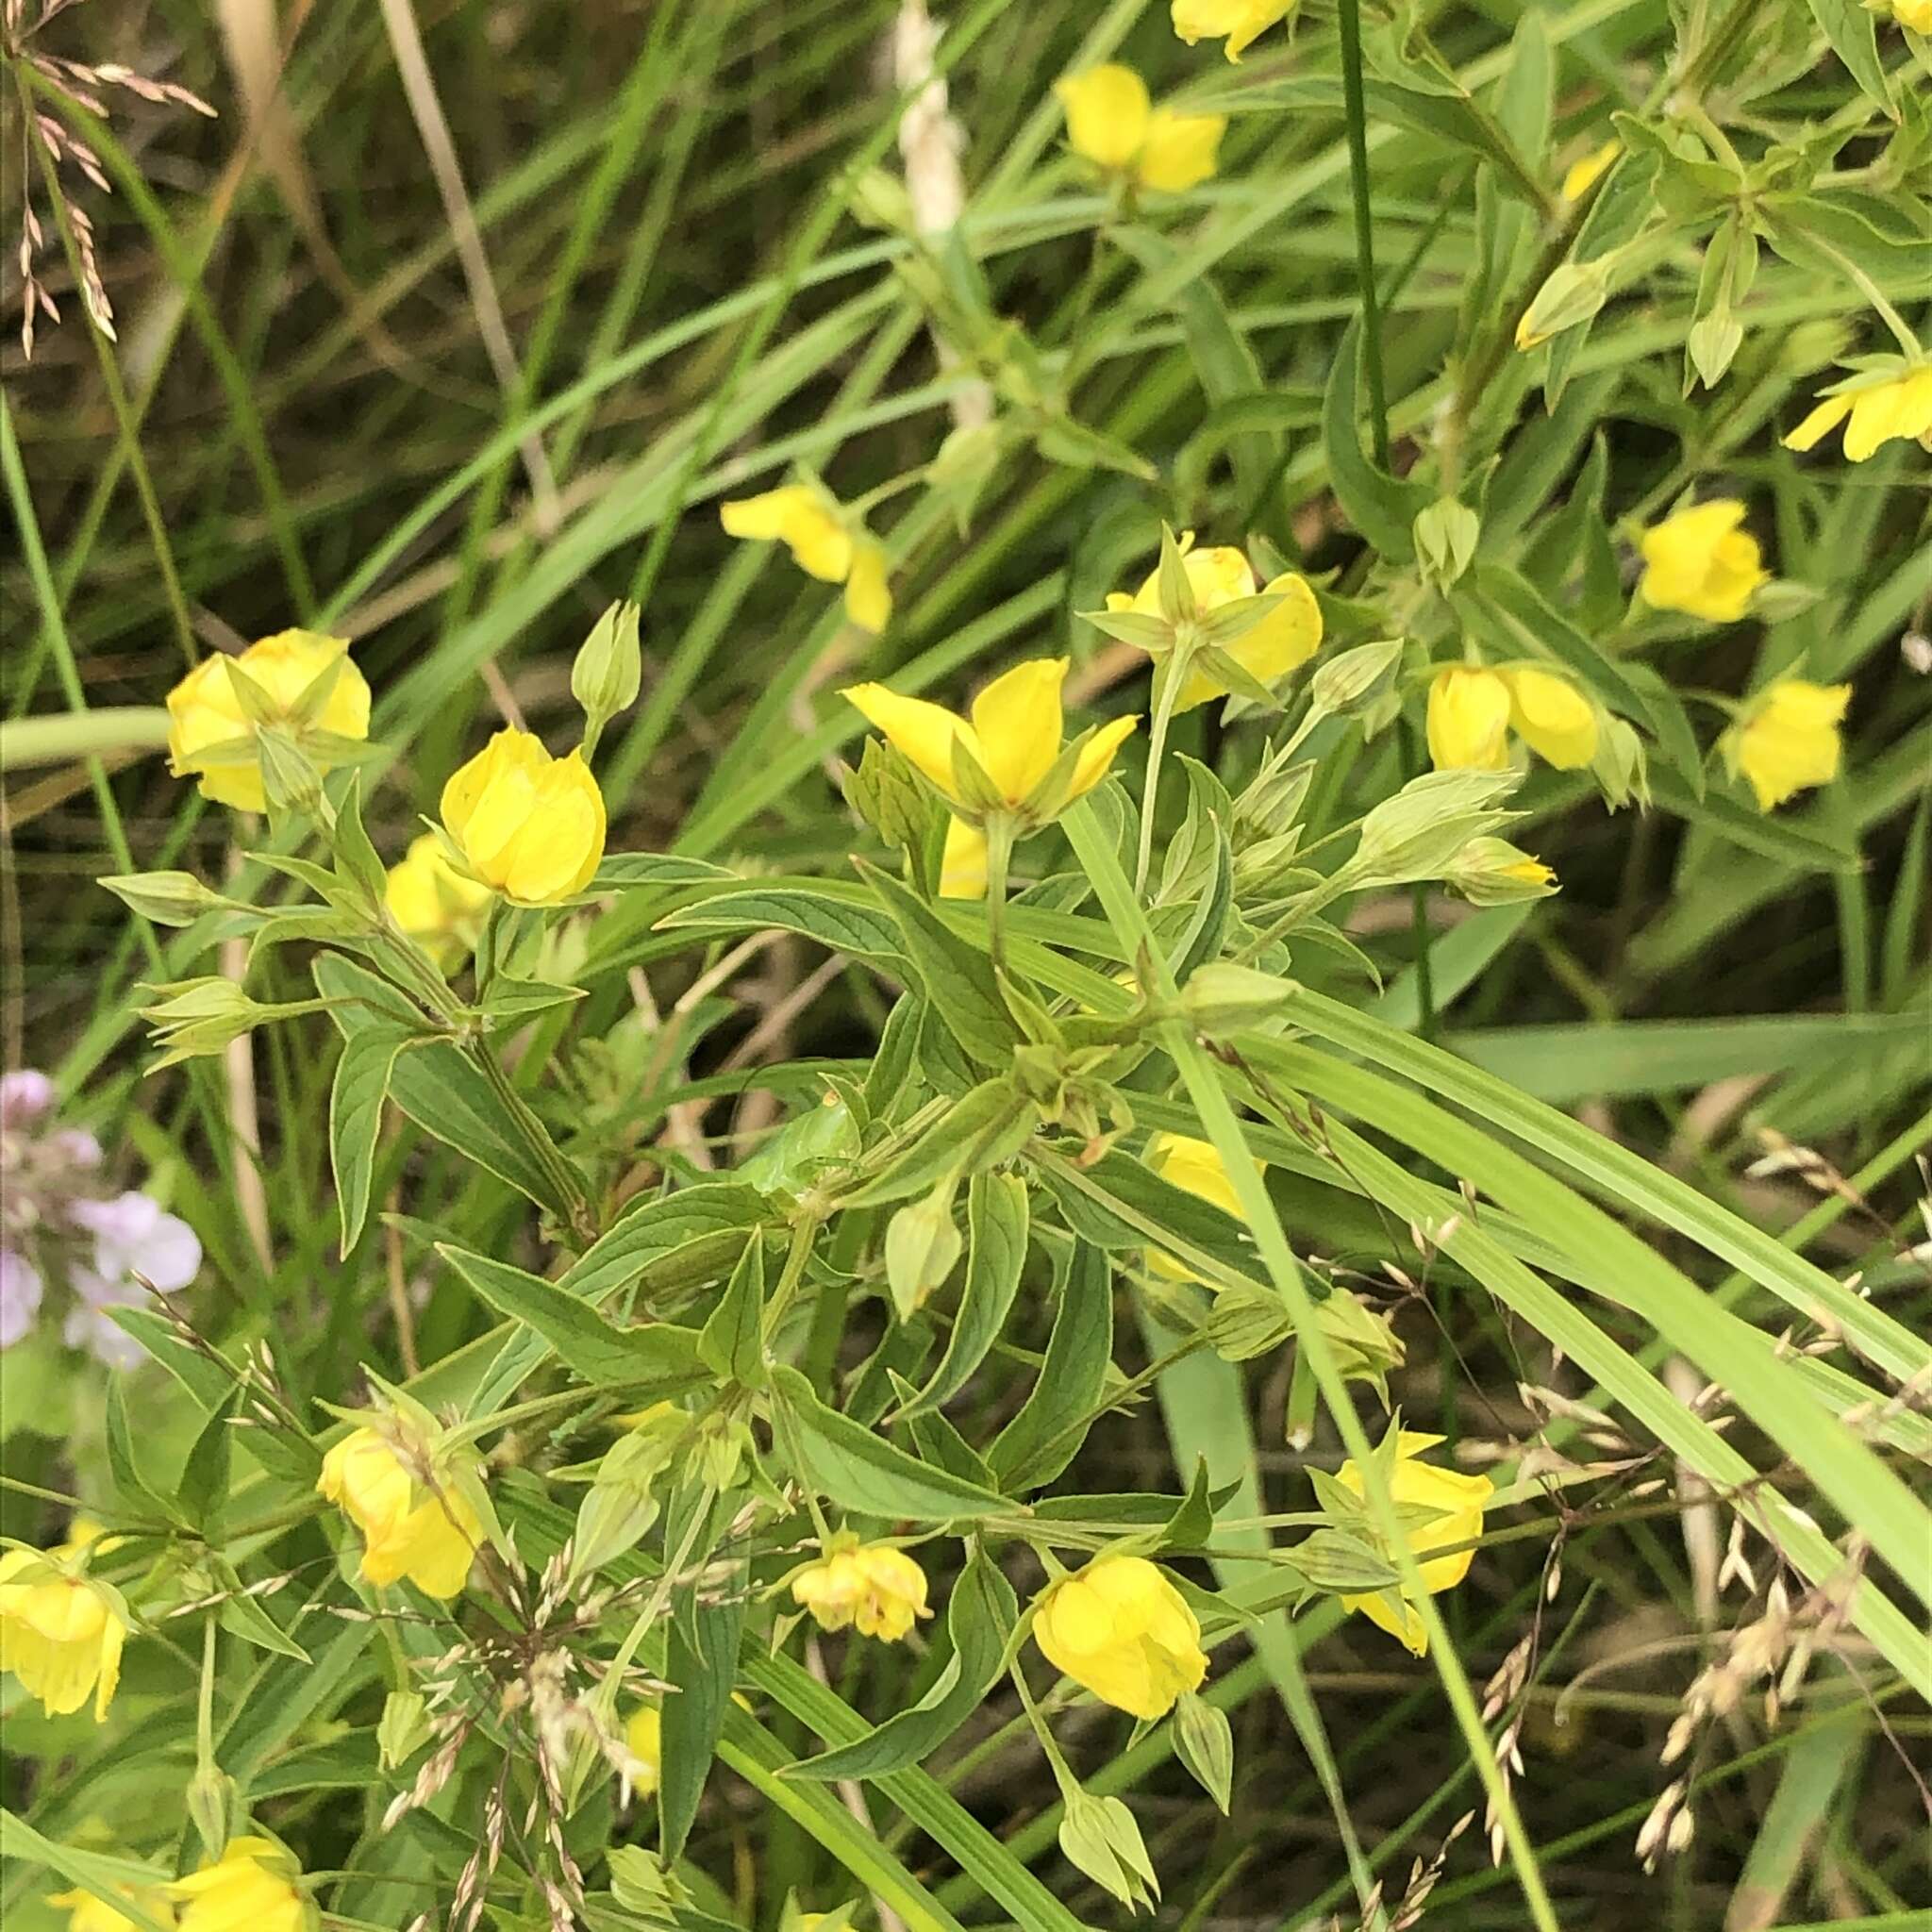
xmin=0 ymin=1070 xmax=201 ymax=1366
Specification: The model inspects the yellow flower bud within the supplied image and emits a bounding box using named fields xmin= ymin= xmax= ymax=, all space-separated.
xmin=0 ymin=1539 xmax=127 ymax=1722
xmin=164 ymin=631 xmax=371 ymax=813
xmin=1170 ymin=0 xmax=1296 ymax=62
xmin=168 ymin=1836 xmax=308 ymax=1932
xmin=720 ymin=485 xmax=891 ymax=634
xmin=384 ymin=832 xmax=492 ymax=964
xmin=939 ymin=817 xmax=989 ymax=900
xmin=1783 ymin=362 xmax=1932 ymax=465
xmin=841 ymin=659 xmax=1137 ymax=824
xmin=1724 ymin=678 xmax=1850 ymax=812
xmin=1106 ymin=540 xmax=1324 ymax=711
xmin=1503 ymin=667 xmax=1599 ymax=770
xmin=1032 ymin=1555 xmax=1208 ymax=1719
xmin=1143 ymin=1132 xmax=1258 ymax=1284
xmin=625 ymin=1705 xmax=662 ymax=1801
xmin=1425 ymin=666 xmax=1511 ymax=771
xmin=1637 ymin=499 xmax=1768 ymax=624
xmin=439 ymin=729 xmax=606 ymax=908
xmin=1336 ymin=1431 xmax=1495 ymax=1656
xmin=49 ymin=1882 xmax=176 ymax=1932
xmin=790 ymin=1541 xmax=931 ymax=1642
xmin=317 ymin=1425 xmax=482 ymax=1601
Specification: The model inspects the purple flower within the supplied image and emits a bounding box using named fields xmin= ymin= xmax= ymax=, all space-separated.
xmin=0 ymin=1070 xmax=54 ymax=1129
xmin=0 ymin=1247 xmax=42 ymax=1347
xmin=70 ymin=1191 xmax=202 ymax=1294
xmin=48 ymin=1127 xmax=103 ymax=1169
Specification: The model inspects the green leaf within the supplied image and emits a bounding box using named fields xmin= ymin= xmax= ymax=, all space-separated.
xmin=858 ymin=859 xmax=1021 ymax=1069
xmin=834 ymin=1080 xmax=1035 ymax=1209
xmin=438 ymin=1243 xmax=702 ymax=1390
xmin=176 ymin=1393 xmax=236 ymax=1535
xmin=1804 ymin=0 xmax=1893 ymax=111
xmin=0 ymin=1812 xmax=175 ymax=1932
xmin=771 ymin=1365 xmax=1007 ymax=1521
xmin=216 ymin=1562 xmax=311 ymax=1661
xmin=329 ymin=1024 xmax=408 ymax=1256
xmin=1321 ymin=322 xmax=1432 ymax=561
xmin=698 ymin=1233 xmax=767 ymax=1388
xmin=659 ymin=1541 xmax=747 ymax=1862
xmin=477 ymin=975 xmax=588 ymax=1027
xmin=790 ymin=1545 xmax=1017 ymax=1783
xmin=899 ymin=1171 xmax=1028 ymax=1419
xmin=105 ymin=1375 xmax=172 ymax=1519
xmin=987 ymin=1240 xmax=1113 ymax=1491
xmin=328 ymin=770 xmax=389 ymax=907
xmin=590 ymin=854 xmax=737 ymax=890
xmin=657 ymin=880 xmax=904 ymax=960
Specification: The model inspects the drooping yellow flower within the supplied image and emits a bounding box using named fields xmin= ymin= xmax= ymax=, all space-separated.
xmin=317 ymin=1426 xmax=482 ymax=1601
xmin=1106 ymin=537 xmax=1324 ymax=711
xmin=1033 ymin=1555 xmax=1207 ymax=1720
xmin=624 ymin=1704 xmax=662 ymax=1801
xmin=1559 ymin=139 xmax=1620 ymax=202
xmin=1783 ymin=363 xmax=1932 ymax=465
xmin=1144 ymin=1132 xmax=1259 ymax=1285
xmin=1055 ymin=66 xmax=1226 ymax=193
xmin=0 ymin=1541 xmax=127 ymax=1722
xmin=790 ymin=1541 xmax=931 ymax=1641
xmin=1723 ymin=678 xmax=1851 ymax=812
xmin=439 ymin=729 xmax=606 ymax=908
xmin=1637 ymin=500 xmax=1768 ymax=624
xmin=1503 ymin=667 xmax=1599 ymax=770
xmin=841 ymin=658 xmax=1137 ymax=825
xmin=165 ymin=631 xmax=371 ymax=813
xmin=939 ymin=817 xmax=989 ymax=900
xmin=384 ymin=831 xmax=492 ymax=965
xmin=169 ymin=1837 xmax=308 ymax=1932
xmin=1425 ymin=666 xmax=1511 ymax=771
xmin=1336 ymin=1431 xmax=1495 ymax=1657
xmin=1171 ymin=0 xmax=1296 ymax=62
xmin=720 ymin=485 xmax=891 ymax=634
xmin=50 ymin=1883 xmax=176 ymax=1932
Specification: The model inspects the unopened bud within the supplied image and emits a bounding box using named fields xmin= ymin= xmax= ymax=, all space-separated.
xmin=1443 ymin=836 xmax=1558 ymax=908
xmin=884 ymin=1183 xmax=962 ymax=1323
xmin=1413 ymin=500 xmax=1480 ymax=589
xmin=571 ymin=600 xmax=642 ymax=729
xmin=1308 ymin=639 xmax=1404 ymax=719
xmin=1181 ymin=962 xmax=1297 ymax=1036
xmin=1515 ymin=259 xmax=1609 ymax=351
xmin=187 ymin=1760 xmax=238 ymax=1859
xmin=99 ymin=870 xmax=225 ymax=927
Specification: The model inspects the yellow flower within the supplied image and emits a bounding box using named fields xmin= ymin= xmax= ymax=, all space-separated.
xmin=625 ymin=1705 xmax=662 ymax=1801
xmin=841 ymin=658 xmax=1137 ymax=824
xmin=1783 ymin=363 xmax=1932 ymax=465
xmin=1144 ymin=1132 xmax=1257 ymax=1284
xmin=790 ymin=1541 xmax=931 ymax=1641
xmin=0 ymin=1541 xmax=127 ymax=1722
xmin=1724 ymin=678 xmax=1851 ymax=812
xmin=1637 ymin=499 xmax=1768 ymax=623
xmin=50 ymin=1884 xmax=175 ymax=1932
xmin=439 ymin=729 xmax=606 ymax=908
xmin=165 ymin=631 xmax=371 ymax=813
xmin=1171 ymin=0 xmax=1296 ymax=61
xmin=1032 ymin=1555 xmax=1207 ymax=1720
xmin=1106 ymin=537 xmax=1323 ymax=711
xmin=317 ymin=1426 xmax=482 ymax=1600
xmin=720 ymin=485 xmax=891 ymax=634
xmin=1425 ymin=666 xmax=1511 ymax=771
xmin=169 ymin=1837 xmax=308 ymax=1932
xmin=1055 ymin=66 xmax=1226 ymax=193
xmin=384 ymin=831 xmax=491 ymax=965
xmin=1504 ymin=667 xmax=1599 ymax=770
xmin=1337 ymin=1431 xmax=1494 ymax=1656
xmin=1892 ymin=0 xmax=1932 ymax=27
xmin=1559 ymin=139 xmax=1619 ymax=202
xmin=939 ymin=817 xmax=989 ymax=900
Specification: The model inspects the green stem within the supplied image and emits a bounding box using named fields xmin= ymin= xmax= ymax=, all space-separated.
xmin=471 ymin=1039 xmax=594 ymax=1240
xmin=1134 ymin=651 xmax=1188 ymax=897
xmin=1336 ymin=0 xmax=1390 ymax=471
xmin=982 ymin=813 xmax=1015 ymax=977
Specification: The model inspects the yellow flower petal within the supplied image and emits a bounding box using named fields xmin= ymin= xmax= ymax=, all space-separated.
xmin=1559 ymin=139 xmax=1619 ymax=203
xmin=1504 ymin=667 xmax=1598 ymax=770
xmin=968 ymin=658 xmax=1068 ymax=804
xmin=844 ymin=540 xmax=892 ymax=634
xmin=1637 ymin=499 xmax=1767 ymax=623
xmin=1033 ymin=1556 xmax=1207 ymax=1720
xmin=1425 ymin=666 xmax=1512 ymax=771
xmin=1728 ymin=678 xmax=1850 ymax=811
xmin=1054 ymin=65 xmax=1151 ymax=172
xmin=939 ymin=817 xmax=989 ymax=900
xmin=1066 ymin=715 xmax=1140 ymax=803
xmin=1137 ymin=109 xmax=1226 ymax=193
xmin=841 ymin=684 xmax=973 ymax=801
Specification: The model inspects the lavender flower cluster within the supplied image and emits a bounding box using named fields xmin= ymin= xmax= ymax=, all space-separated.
xmin=0 ymin=1070 xmax=201 ymax=1370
